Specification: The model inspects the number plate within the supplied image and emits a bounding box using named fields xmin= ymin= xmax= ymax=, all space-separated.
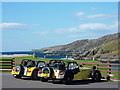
xmin=41 ymin=74 xmax=50 ymax=77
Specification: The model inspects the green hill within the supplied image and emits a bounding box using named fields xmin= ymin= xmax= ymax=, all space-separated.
xmin=33 ymin=33 xmax=119 ymax=61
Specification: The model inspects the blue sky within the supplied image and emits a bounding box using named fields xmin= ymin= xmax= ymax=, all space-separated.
xmin=2 ymin=2 xmax=118 ymax=52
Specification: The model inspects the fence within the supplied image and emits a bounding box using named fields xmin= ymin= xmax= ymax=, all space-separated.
xmin=77 ymin=62 xmax=120 ymax=80
xmin=0 ymin=59 xmax=14 ymax=72
xmin=1 ymin=59 xmax=120 ymax=80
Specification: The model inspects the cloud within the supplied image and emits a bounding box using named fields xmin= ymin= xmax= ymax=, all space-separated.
xmin=0 ymin=23 xmax=30 ymax=30
xmin=57 ymin=22 xmax=117 ymax=33
xmin=68 ymin=22 xmax=118 ymax=38
xmin=85 ymin=14 xmax=117 ymax=20
xmin=86 ymin=14 xmax=107 ymax=19
xmin=35 ymin=21 xmax=118 ymax=37
xmin=76 ymin=12 xmax=85 ymax=16
xmin=0 ymin=23 xmax=25 ymax=28
xmin=76 ymin=12 xmax=117 ymax=20
xmin=79 ymin=23 xmax=109 ymax=30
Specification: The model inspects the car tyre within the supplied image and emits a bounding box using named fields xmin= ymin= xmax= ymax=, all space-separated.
xmin=41 ymin=77 xmax=48 ymax=82
xmin=91 ymin=70 xmax=101 ymax=82
xmin=63 ymin=74 xmax=73 ymax=85
xmin=31 ymin=70 xmax=39 ymax=80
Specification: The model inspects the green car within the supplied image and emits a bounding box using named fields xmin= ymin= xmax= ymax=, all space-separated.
xmin=38 ymin=60 xmax=102 ymax=84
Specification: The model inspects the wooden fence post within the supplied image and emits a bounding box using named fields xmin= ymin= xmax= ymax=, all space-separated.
xmin=96 ymin=64 xmax=99 ymax=70
xmin=82 ymin=62 xmax=84 ymax=66
xmin=108 ymin=63 xmax=111 ymax=75
xmin=106 ymin=62 xmax=111 ymax=80
xmin=107 ymin=62 xmax=111 ymax=75
xmin=11 ymin=58 xmax=15 ymax=69
xmin=11 ymin=59 xmax=13 ymax=69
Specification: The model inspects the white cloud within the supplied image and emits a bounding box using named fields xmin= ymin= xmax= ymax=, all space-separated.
xmin=79 ymin=23 xmax=109 ymax=30
xmin=85 ymin=14 xmax=117 ymax=19
xmin=76 ymin=12 xmax=85 ymax=16
xmin=78 ymin=22 xmax=118 ymax=33
xmin=0 ymin=23 xmax=27 ymax=30
xmin=35 ymin=22 xmax=118 ymax=36
xmin=57 ymin=22 xmax=117 ymax=33
xmin=86 ymin=14 xmax=107 ymax=19
xmin=68 ymin=22 xmax=118 ymax=38
xmin=76 ymin=12 xmax=117 ymax=20
xmin=0 ymin=23 xmax=25 ymax=28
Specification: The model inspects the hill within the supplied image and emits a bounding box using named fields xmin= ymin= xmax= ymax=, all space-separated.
xmin=32 ymin=33 xmax=119 ymax=61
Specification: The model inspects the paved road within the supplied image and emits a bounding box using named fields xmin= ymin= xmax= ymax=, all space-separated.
xmin=1 ymin=73 xmax=119 ymax=88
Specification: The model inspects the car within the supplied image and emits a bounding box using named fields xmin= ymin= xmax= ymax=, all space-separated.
xmin=11 ymin=59 xmax=46 ymax=80
xmin=38 ymin=60 xmax=65 ymax=81
xmin=38 ymin=60 xmax=102 ymax=84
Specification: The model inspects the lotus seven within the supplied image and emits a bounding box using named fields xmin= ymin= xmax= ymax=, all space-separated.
xmin=11 ymin=59 xmax=46 ymax=80
xmin=38 ymin=60 xmax=102 ymax=84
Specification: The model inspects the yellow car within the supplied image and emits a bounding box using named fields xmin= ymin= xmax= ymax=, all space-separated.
xmin=11 ymin=59 xmax=46 ymax=80
xmin=38 ymin=60 xmax=102 ymax=84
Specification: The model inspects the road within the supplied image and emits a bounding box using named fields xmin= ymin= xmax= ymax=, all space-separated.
xmin=1 ymin=72 xmax=119 ymax=88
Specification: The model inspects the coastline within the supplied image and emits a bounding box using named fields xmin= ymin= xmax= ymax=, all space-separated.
xmin=0 ymin=54 xmax=33 ymax=57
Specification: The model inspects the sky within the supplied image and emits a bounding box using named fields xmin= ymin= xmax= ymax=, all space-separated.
xmin=1 ymin=2 xmax=118 ymax=52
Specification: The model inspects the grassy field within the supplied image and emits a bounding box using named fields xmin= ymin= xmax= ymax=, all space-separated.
xmin=2 ymin=56 xmax=100 ymax=62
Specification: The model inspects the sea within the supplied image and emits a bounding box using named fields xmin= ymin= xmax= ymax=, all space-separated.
xmin=1 ymin=51 xmax=70 ymax=59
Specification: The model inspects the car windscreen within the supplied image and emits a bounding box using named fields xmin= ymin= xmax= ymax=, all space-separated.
xmin=68 ymin=63 xmax=78 ymax=69
xmin=37 ymin=62 xmax=46 ymax=67
xmin=26 ymin=61 xmax=36 ymax=67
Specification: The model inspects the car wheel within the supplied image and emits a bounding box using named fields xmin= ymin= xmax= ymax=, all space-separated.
xmin=91 ymin=70 xmax=101 ymax=82
xmin=31 ymin=70 xmax=39 ymax=80
xmin=13 ymin=65 xmax=23 ymax=79
xmin=63 ymin=74 xmax=73 ymax=85
xmin=41 ymin=77 xmax=48 ymax=82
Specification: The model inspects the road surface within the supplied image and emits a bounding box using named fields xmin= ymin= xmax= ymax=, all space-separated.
xmin=1 ymin=72 xmax=119 ymax=88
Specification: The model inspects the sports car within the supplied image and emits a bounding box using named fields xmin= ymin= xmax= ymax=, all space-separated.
xmin=38 ymin=60 xmax=102 ymax=84
xmin=11 ymin=59 xmax=46 ymax=80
